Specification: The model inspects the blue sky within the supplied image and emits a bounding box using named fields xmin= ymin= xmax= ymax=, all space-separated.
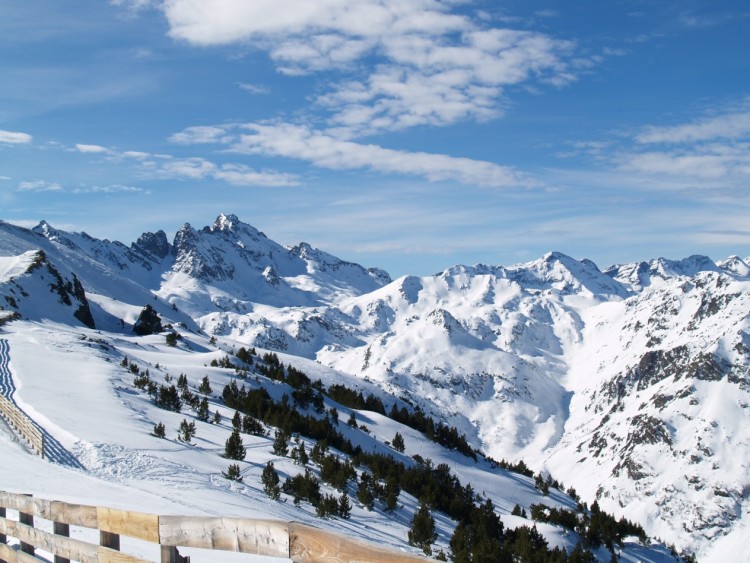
xmin=1 ymin=0 xmax=749 ymax=277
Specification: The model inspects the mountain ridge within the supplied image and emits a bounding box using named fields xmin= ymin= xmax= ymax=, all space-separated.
xmin=1 ymin=214 xmax=748 ymax=560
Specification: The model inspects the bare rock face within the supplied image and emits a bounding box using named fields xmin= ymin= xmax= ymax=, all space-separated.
xmin=133 ymin=304 xmax=163 ymax=335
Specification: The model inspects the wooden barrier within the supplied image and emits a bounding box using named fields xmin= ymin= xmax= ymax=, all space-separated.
xmin=0 ymin=491 xmax=437 ymax=562
xmin=0 ymin=396 xmax=44 ymax=459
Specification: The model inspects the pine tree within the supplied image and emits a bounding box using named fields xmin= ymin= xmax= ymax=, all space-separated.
xmin=196 ymin=396 xmax=210 ymax=422
xmin=408 ymin=503 xmax=437 ymax=556
xmin=392 ymin=431 xmax=405 ymax=452
xmin=232 ymin=410 xmax=241 ymax=430
xmin=384 ymin=474 xmax=400 ymax=511
xmin=223 ymin=463 xmax=243 ymax=481
xmin=177 ymin=419 xmax=196 ymax=443
xmin=152 ymin=422 xmax=165 ymax=438
xmin=177 ymin=373 xmax=188 ymax=390
xmin=261 ymin=461 xmax=281 ymax=500
xmin=347 ymin=411 xmax=357 ymax=427
xmin=213 ymin=410 xmax=222 ymax=424
xmin=224 ymin=429 xmax=246 ymax=460
xmin=329 ymin=407 xmax=339 ymax=424
xmin=291 ymin=442 xmax=309 ymax=466
xmin=338 ymin=492 xmax=351 ymax=519
xmin=198 ymin=375 xmax=212 ymax=395
xmin=242 ymin=414 xmax=265 ymax=436
xmin=272 ymin=430 xmax=289 ymax=456
xmin=357 ymin=473 xmax=375 ymax=510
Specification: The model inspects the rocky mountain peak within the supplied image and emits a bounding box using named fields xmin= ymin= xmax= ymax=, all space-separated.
xmin=133 ymin=230 xmax=171 ymax=260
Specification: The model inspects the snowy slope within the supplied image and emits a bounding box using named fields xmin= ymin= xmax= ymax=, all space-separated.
xmin=1 ymin=216 xmax=747 ymax=560
xmin=0 ymin=320 xmax=673 ymax=562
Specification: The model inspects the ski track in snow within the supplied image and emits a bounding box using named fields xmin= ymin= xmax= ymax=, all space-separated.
xmin=0 ymin=338 xmax=85 ymax=469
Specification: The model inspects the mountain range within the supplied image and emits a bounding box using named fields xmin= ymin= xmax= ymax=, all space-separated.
xmin=1 ymin=213 xmax=748 ymax=561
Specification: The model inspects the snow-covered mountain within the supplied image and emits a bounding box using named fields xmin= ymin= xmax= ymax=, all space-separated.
xmin=1 ymin=214 xmax=748 ymax=561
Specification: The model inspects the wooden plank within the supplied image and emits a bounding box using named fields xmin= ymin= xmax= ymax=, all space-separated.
xmin=0 ymin=493 xmax=51 ymax=521
xmin=0 ymin=542 xmax=17 ymax=563
xmin=159 ymin=516 xmax=289 ymax=557
xmin=97 ymin=545 xmax=152 ymax=563
xmin=15 ymin=552 xmax=38 ymax=563
xmin=18 ymin=509 xmax=32 ymax=556
xmin=289 ymin=523 xmax=433 ymax=563
xmin=53 ymin=522 xmax=70 ymax=563
xmin=0 ymin=493 xmax=34 ymax=515
xmin=0 ymin=399 xmax=43 ymax=457
xmin=2 ymin=518 xmax=101 ymax=563
xmin=98 ymin=507 xmax=159 ymax=543
xmin=50 ymin=501 xmax=98 ymax=529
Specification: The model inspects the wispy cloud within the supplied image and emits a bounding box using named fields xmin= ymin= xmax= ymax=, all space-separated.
xmin=18 ymin=179 xmax=63 ymax=191
xmin=157 ymin=0 xmax=581 ymax=136
xmin=75 ymin=143 xmax=110 ymax=153
xmin=172 ymin=122 xmax=535 ymax=187
xmin=567 ymin=99 xmax=750 ymax=191
xmin=0 ymin=129 xmax=33 ymax=144
xmin=237 ymin=82 xmax=270 ymax=95
xmin=155 ymin=156 xmax=300 ymax=187
xmin=73 ymin=184 xmax=150 ymax=194
xmin=635 ymin=102 xmax=750 ymax=144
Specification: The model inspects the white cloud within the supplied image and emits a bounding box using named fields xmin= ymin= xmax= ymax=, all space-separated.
xmin=0 ymin=129 xmax=33 ymax=144
xmin=162 ymin=0 xmax=467 ymax=46
xmin=237 ymin=82 xmax=270 ymax=95
xmin=636 ymin=106 xmax=750 ymax=144
xmin=213 ymin=163 xmax=299 ymax=187
xmin=18 ymin=180 xmax=63 ymax=192
xmin=226 ymin=122 xmax=533 ymax=187
xmin=158 ymin=0 xmax=580 ymax=135
xmin=75 ymin=143 xmax=109 ymax=153
xmin=170 ymin=126 xmax=232 ymax=144
xmin=73 ymin=184 xmax=150 ymax=194
xmin=154 ymin=156 xmax=299 ymax=187
xmin=121 ymin=150 xmax=151 ymax=159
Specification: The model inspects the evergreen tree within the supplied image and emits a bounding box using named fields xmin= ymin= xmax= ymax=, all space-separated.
xmin=408 ymin=503 xmax=437 ymax=555
xmin=152 ymin=422 xmax=165 ymax=438
xmin=272 ymin=430 xmax=289 ymax=456
xmin=384 ymin=474 xmax=400 ymax=511
xmin=223 ymin=463 xmax=243 ymax=482
xmin=232 ymin=410 xmax=241 ymax=430
xmin=392 ymin=431 xmax=405 ymax=452
xmin=316 ymin=494 xmax=340 ymax=518
xmin=213 ymin=410 xmax=222 ymax=424
xmin=347 ymin=411 xmax=357 ymax=427
xmin=198 ymin=375 xmax=212 ymax=395
xmin=196 ymin=396 xmax=210 ymax=422
xmin=329 ymin=407 xmax=339 ymax=424
xmin=242 ymin=414 xmax=265 ymax=436
xmin=224 ymin=428 xmax=246 ymax=461
xmin=291 ymin=442 xmax=309 ymax=466
xmin=177 ymin=419 xmax=196 ymax=443
xmin=338 ymin=492 xmax=352 ymax=519
xmin=157 ymin=384 xmax=182 ymax=412
xmin=177 ymin=373 xmax=188 ymax=390
xmin=357 ymin=474 xmax=375 ymax=510
xmin=261 ymin=462 xmax=281 ymax=500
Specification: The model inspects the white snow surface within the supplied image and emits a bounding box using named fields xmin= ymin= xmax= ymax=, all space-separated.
xmin=1 ymin=215 xmax=748 ymax=561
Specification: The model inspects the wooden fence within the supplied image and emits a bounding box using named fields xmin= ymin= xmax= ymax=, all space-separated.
xmin=0 ymin=397 xmax=44 ymax=459
xmin=0 ymin=491 xmax=436 ymax=563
